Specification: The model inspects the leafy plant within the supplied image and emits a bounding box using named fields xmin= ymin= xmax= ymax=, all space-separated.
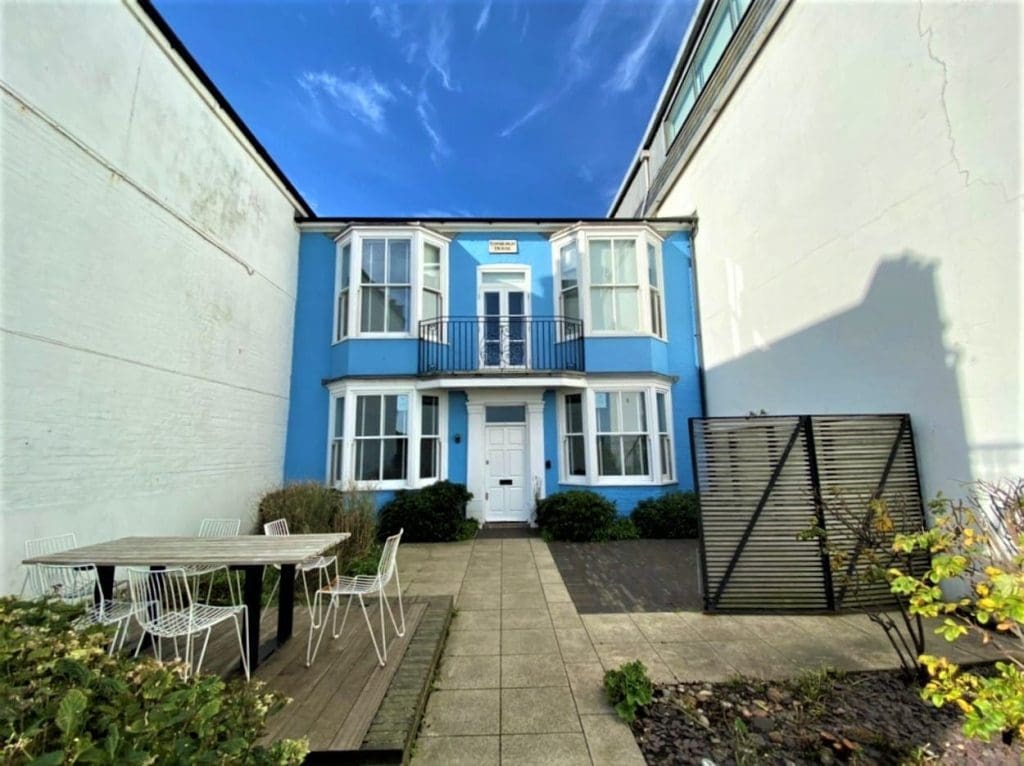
xmin=377 ymin=480 xmax=474 ymax=542
xmin=603 ymin=660 xmax=654 ymax=723
xmin=0 ymin=597 xmax=306 ymax=765
xmin=799 ymin=490 xmax=929 ymax=680
xmin=536 ymin=490 xmax=617 ymax=542
xmin=631 ymin=491 xmax=700 ymax=539
xmin=257 ymin=481 xmax=378 ymax=573
xmin=598 ymin=517 xmax=640 ymax=541
xmin=888 ymin=479 xmax=1024 ymax=742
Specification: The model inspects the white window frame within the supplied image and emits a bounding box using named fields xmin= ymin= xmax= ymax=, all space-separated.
xmin=326 ymin=380 xmax=447 ymax=491
xmin=333 ymin=227 xmax=450 ymax=343
xmin=556 ymin=380 xmax=676 ymax=487
xmin=550 ymin=226 xmax=667 ymax=340
xmin=560 ymin=392 xmax=588 ymax=485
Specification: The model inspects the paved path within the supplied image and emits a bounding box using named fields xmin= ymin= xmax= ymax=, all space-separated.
xmin=398 ymin=538 xmax=1007 ymax=765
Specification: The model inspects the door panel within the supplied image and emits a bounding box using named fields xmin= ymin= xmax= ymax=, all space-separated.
xmin=484 ymin=425 xmax=528 ymax=521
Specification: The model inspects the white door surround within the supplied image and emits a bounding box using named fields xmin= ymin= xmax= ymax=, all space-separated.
xmin=465 ymin=389 xmax=546 ymax=526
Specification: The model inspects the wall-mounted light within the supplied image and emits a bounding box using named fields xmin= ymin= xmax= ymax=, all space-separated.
xmin=453 ymin=433 xmax=462 ymax=444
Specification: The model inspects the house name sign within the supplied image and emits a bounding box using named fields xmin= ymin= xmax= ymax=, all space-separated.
xmin=488 ymin=240 xmax=518 ymax=254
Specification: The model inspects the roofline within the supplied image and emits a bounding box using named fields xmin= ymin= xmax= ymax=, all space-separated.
xmin=607 ymin=0 xmax=716 ymax=216
xmin=297 ymin=216 xmax=697 ymax=235
xmin=133 ymin=0 xmax=314 ymax=218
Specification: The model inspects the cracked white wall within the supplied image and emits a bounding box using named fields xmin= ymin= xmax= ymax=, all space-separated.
xmin=0 ymin=1 xmax=301 ymax=591
xmin=654 ymin=0 xmax=1022 ymax=497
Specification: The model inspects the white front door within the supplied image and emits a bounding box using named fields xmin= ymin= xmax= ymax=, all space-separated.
xmin=485 ymin=424 xmax=527 ymax=521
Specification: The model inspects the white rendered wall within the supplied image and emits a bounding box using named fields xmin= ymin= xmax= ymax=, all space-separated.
xmin=0 ymin=1 xmax=301 ymax=592
xmin=654 ymin=0 xmax=1022 ymax=499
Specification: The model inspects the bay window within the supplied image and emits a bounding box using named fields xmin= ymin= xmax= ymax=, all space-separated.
xmin=334 ymin=228 xmax=449 ymax=342
xmin=328 ymin=385 xmax=445 ymax=489
xmin=552 ymin=227 xmax=666 ymax=338
xmin=558 ymin=383 xmax=675 ymax=485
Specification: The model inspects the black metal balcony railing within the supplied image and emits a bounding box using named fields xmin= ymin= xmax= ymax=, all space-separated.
xmin=418 ymin=316 xmax=585 ymax=375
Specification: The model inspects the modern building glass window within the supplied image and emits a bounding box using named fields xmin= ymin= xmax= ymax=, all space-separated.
xmin=595 ymin=390 xmax=649 ymax=477
xmin=360 ymin=238 xmax=411 ymax=333
xmin=590 ymin=238 xmax=640 ymax=332
xmin=664 ymin=0 xmax=754 ymax=146
xmin=354 ymin=394 xmax=409 ymax=481
xmin=420 ymin=395 xmax=440 ymax=480
xmin=564 ymin=393 xmax=586 ymax=477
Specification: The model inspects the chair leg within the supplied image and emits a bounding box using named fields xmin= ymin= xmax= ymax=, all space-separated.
xmin=359 ymin=594 xmax=386 ymax=667
xmin=194 ymin=627 xmax=213 ymax=677
xmin=332 ymin=594 xmax=354 ymax=640
xmin=307 ymin=593 xmax=335 ymax=668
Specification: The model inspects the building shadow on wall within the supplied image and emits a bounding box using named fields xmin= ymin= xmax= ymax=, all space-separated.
xmin=703 ymin=253 xmax=974 ymax=496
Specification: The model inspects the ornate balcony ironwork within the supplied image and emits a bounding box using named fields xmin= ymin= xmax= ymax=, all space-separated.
xmin=417 ymin=316 xmax=585 ymax=376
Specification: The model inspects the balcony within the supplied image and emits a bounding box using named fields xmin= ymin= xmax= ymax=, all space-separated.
xmin=418 ymin=316 xmax=585 ymax=376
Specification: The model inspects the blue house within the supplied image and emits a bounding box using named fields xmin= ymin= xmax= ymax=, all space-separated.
xmin=284 ymin=218 xmax=703 ymax=524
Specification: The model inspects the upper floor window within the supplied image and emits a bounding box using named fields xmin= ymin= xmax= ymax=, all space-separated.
xmin=664 ymin=0 xmax=753 ymax=146
xmin=335 ymin=228 xmax=448 ymax=342
xmin=553 ymin=228 xmax=666 ymax=339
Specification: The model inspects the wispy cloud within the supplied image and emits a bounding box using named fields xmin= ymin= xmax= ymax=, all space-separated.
xmin=474 ymin=1 xmax=492 ymax=35
xmin=607 ymin=1 xmax=673 ymax=92
xmin=427 ymin=10 xmax=456 ymax=90
xmin=499 ymin=0 xmax=608 ymax=137
xmin=369 ymin=3 xmax=403 ymax=39
xmin=299 ymin=70 xmax=394 ymax=133
xmin=416 ymin=88 xmax=449 ymax=163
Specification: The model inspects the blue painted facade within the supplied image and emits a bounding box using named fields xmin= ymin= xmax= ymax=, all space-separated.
xmin=284 ymin=223 xmax=703 ymax=521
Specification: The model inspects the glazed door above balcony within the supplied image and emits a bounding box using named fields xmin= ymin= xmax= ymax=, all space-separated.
xmin=479 ymin=271 xmax=529 ymax=370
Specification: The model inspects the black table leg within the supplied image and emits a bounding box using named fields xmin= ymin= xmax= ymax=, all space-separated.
xmin=277 ymin=564 xmax=296 ymax=646
xmin=95 ymin=565 xmax=115 ymax=604
xmin=242 ymin=565 xmax=264 ymax=672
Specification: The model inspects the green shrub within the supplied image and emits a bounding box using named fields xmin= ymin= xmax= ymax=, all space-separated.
xmin=599 ymin=517 xmax=640 ymax=541
xmin=257 ymin=482 xmax=377 ymax=574
xmin=0 ymin=597 xmax=306 ymax=765
xmin=535 ymin=490 xmax=617 ymax=542
xmin=631 ymin=491 xmax=700 ymax=538
xmin=603 ymin=660 xmax=654 ymax=723
xmin=377 ymin=481 xmax=474 ymax=543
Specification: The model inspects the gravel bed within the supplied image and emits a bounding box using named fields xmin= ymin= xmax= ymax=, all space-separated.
xmin=633 ymin=667 xmax=1022 ymax=765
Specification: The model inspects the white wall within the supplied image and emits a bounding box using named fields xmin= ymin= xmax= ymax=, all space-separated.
xmin=654 ymin=0 xmax=1022 ymax=498
xmin=0 ymin=1 xmax=302 ymax=592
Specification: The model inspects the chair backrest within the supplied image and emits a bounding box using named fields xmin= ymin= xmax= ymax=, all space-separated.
xmin=264 ymin=518 xmax=290 ymax=537
xmin=33 ymin=563 xmax=98 ymax=604
xmin=126 ymin=567 xmax=194 ymax=631
xmin=377 ymin=529 xmax=403 ymax=584
xmin=198 ymin=518 xmax=241 ymax=537
xmin=25 ymin=533 xmax=78 ymax=598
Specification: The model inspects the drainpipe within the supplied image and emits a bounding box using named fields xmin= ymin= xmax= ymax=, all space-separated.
xmin=688 ymin=214 xmax=709 ymax=417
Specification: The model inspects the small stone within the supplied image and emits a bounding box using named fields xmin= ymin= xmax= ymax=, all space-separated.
xmin=767 ymin=686 xmax=790 ymax=704
xmin=697 ymin=713 xmax=710 ymax=728
xmin=768 ymin=731 xmax=785 ymax=745
xmin=697 ymin=689 xmax=713 ymax=701
xmin=751 ymin=716 xmax=774 ymax=733
xmin=720 ymin=700 xmax=733 ymax=710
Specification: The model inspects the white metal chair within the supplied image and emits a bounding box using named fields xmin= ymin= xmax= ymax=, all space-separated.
xmin=33 ymin=562 xmax=136 ymax=655
xmin=127 ymin=567 xmax=250 ymax=681
xmin=23 ymin=533 xmax=79 ymax=597
xmin=263 ymin=518 xmax=338 ymax=619
xmin=183 ymin=518 xmax=242 ymax=605
xmin=306 ymin=529 xmax=405 ymax=668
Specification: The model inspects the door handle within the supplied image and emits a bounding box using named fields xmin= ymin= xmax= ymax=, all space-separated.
xmin=499 ymin=479 xmax=513 ymax=486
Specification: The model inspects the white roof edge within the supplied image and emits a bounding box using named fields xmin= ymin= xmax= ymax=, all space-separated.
xmin=606 ymin=0 xmax=714 ymax=217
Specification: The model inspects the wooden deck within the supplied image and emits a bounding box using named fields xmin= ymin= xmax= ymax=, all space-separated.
xmin=188 ymin=599 xmax=433 ymax=757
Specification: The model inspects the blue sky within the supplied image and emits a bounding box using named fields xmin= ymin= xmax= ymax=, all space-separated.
xmin=155 ymin=0 xmax=694 ymax=217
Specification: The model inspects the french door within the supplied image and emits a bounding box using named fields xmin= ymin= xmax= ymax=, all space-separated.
xmin=479 ymin=271 xmax=529 ymax=369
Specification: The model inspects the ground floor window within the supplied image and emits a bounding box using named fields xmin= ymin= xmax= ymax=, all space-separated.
xmin=558 ymin=383 xmax=675 ymax=486
xmin=328 ymin=385 xmax=445 ymax=489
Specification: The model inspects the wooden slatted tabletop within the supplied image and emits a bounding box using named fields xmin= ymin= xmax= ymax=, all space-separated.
xmin=22 ymin=534 xmax=349 ymax=567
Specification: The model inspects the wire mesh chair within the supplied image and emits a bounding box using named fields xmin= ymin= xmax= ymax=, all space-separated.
xmin=183 ymin=518 xmax=242 ymax=605
xmin=126 ymin=567 xmax=250 ymax=681
xmin=32 ymin=563 xmax=136 ymax=655
xmin=306 ymin=529 xmax=405 ymax=668
xmin=22 ymin=533 xmax=79 ymax=597
xmin=262 ymin=518 xmax=338 ymax=621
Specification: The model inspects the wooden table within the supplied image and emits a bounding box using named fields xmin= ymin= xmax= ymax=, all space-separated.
xmin=23 ymin=534 xmax=349 ymax=671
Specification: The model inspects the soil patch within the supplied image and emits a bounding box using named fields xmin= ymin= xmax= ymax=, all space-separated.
xmin=633 ymin=667 xmax=1021 ymax=765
